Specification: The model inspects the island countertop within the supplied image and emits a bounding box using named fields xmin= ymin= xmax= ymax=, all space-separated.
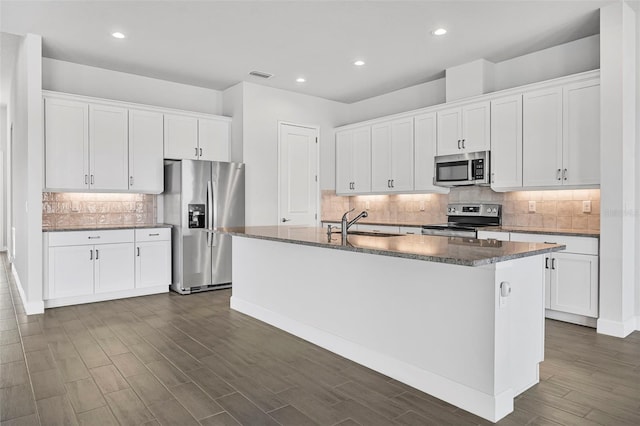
xmin=217 ymin=226 xmax=565 ymax=267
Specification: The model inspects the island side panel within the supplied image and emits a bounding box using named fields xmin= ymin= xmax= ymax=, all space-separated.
xmin=231 ymin=236 xmax=527 ymax=422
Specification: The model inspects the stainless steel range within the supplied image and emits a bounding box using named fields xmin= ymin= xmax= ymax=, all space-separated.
xmin=421 ymin=203 xmax=501 ymax=238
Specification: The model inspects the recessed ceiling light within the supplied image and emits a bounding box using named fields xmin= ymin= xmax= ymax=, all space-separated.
xmin=296 ymin=77 xmax=306 ymax=83
xmin=112 ymin=32 xmax=126 ymax=39
xmin=432 ymin=28 xmax=447 ymax=36
xmin=354 ymin=60 xmax=366 ymax=67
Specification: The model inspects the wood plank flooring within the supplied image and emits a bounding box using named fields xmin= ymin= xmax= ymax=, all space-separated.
xmin=1 ymin=252 xmax=639 ymax=425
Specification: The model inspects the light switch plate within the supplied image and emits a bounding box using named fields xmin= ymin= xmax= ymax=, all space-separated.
xmin=365 ymin=201 xmax=370 ymax=210
xmin=419 ymin=201 xmax=425 ymax=211
xmin=528 ymin=201 xmax=536 ymax=213
xmin=582 ymin=200 xmax=592 ymax=213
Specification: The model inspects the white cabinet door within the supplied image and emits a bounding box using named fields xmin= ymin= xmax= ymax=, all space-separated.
xmin=89 ymin=104 xmax=129 ymax=190
xmin=523 ymin=87 xmax=563 ymax=187
xmin=44 ymin=98 xmax=89 ymax=190
xmin=129 ymin=109 xmax=164 ymax=193
xmin=335 ymin=130 xmax=354 ymax=194
xmin=94 ymin=243 xmax=135 ymax=294
xmin=436 ymin=107 xmax=462 ymax=155
xmin=461 ymin=101 xmax=490 ymax=152
xmin=164 ymin=114 xmax=198 ymax=160
xmin=563 ymin=80 xmax=600 ymax=186
xmin=48 ymin=245 xmax=94 ymax=299
xmin=198 ymin=118 xmax=230 ymax=162
xmin=490 ymin=95 xmax=522 ymax=190
xmin=352 ymin=127 xmax=372 ymax=193
xmin=414 ymin=112 xmax=439 ymax=191
xmin=135 ymin=241 xmax=171 ymax=288
xmin=550 ymin=253 xmax=598 ymax=317
xmin=371 ymin=122 xmax=392 ymax=192
xmin=390 ymin=117 xmax=414 ymax=192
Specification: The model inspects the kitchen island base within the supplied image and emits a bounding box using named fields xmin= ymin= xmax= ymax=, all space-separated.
xmin=230 ymin=236 xmax=545 ymax=423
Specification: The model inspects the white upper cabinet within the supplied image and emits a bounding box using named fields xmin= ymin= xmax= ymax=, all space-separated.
xmin=490 ymin=95 xmax=523 ymax=190
xmin=89 ymin=104 xmax=129 ymax=190
xmin=336 ymin=126 xmax=371 ymax=194
xmin=129 ymin=109 xmax=164 ymax=193
xmin=164 ymin=114 xmax=199 ymax=160
xmin=199 ymin=118 xmax=231 ymax=162
xmin=45 ymin=98 xmax=89 ymax=191
xmin=437 ymin=101 xmax=490 ymax=155
xmin=563 ymin=80 xmax=600 ymax=186
xmin=523 ymin=87 xmax=563 ymax=187
xmin=164 ymin=114 xmax=231 ymax=161
xmin=414 ymin=112 xmax=442 ymax=192
xmin=371 ymin=117 xmax=414 ymax=193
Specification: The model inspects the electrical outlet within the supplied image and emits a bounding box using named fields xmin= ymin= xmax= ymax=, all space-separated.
xmin=71 ymin=201 xmax=80 ymax=212
xmin=419 ymin=201 xmax=425 ymax=211
xmin=365 ymin=201 xmax=370 ymax=210
xmin=528 ymin=200 xmax=536 ymax=213
xmin=582 ymin=200 xmax=592 ymax=213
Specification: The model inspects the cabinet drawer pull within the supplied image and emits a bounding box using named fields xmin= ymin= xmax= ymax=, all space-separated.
xmin=543 ymin=241 xmax=556 ymax=245
xmin=137 ymin=247 xmax=140 ymax=257
xmin=88 ymin=236 xmax=101 ymax=239
xmin=200 ymin=148 xmax=203 ymax=157
xmin=149 ymin=233 xmax=160 ymax=236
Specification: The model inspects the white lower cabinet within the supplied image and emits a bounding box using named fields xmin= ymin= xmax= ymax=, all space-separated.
xmin=508 ymin=232 xmax=599 ymax=323
xmin=44 ymin=228 xmax=170 ymax=308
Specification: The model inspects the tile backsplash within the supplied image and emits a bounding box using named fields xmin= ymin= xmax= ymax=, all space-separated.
xmin=321 ymin=187 xmax=600 ymax=231
xmin=42 ymin=192 xmax=157 ymax=228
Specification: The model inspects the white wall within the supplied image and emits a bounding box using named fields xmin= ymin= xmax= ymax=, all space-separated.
xmin=42 ymin=58 xmax=223 ymax=115
xmin=0 ymin=106 xmax=6 ymax=250
xmin=222 ymin=82 xmax=244 ymax=163
xmin=242 ymin=82 xmax=346 ymax=225
xmin=494 ymin=35 xmax=600 ymax=91
xmin=633 ymin=0 xmax=640 ymax=324
xmin=8 ymin=34 xmax=43 ymax=314
xmin=598 ymin=3 xmax=637 ymax=337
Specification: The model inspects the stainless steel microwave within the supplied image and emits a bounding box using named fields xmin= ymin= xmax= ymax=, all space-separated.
xmin=433 ymin=150 xmax=490 ymax=187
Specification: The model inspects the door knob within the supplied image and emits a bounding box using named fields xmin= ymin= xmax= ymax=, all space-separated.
xmin=282 ymin=218 xmax=291 ymax=223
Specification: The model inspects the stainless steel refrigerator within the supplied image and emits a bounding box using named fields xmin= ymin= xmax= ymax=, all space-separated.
xmin=164 ymin=160 xmax=245 ymax=294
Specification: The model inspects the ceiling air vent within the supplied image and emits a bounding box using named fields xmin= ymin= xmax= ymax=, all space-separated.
xmin=249 ymin=70 xmax=274 ymax=79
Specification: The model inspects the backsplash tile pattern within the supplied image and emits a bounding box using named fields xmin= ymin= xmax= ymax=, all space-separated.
xmin=42 ymin=192 xmax=157 ymax=228
xmin=321 ymin=187 xmax=600 ymax=231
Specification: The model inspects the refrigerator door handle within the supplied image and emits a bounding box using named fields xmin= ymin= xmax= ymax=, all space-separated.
xmin=207 ymin=180 xmax=214 ymax=246
xmin=211 ymin=180 xmax=219 ymax=247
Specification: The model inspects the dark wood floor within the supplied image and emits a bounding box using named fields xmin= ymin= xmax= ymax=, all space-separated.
xmin=1 ymin=254 xmax=639 ymax=426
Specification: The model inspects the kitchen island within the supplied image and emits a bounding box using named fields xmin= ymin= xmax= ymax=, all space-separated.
xmin=218 ymin=226 xmax=565 ymax=422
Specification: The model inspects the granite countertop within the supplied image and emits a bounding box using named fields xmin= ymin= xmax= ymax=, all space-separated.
xmin=216 ymin=226 xmax=565 ymax=267
xmin=42 ymin=224 xmax=172 ymax=232
xmin=321 ymin=219 xmax=600 ymax=238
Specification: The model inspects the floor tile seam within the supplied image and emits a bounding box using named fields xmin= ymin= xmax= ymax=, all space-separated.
xmin=1 ymin=255 xmax=43 ymax=426
xmin=215 ymin=391 xmax=285 ymax=426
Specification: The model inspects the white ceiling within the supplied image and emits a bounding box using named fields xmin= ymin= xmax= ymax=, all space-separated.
xmin=0 ymin=1 xmax=613 ymax=104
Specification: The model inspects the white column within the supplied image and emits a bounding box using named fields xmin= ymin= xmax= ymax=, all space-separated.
xmin=598 ymin=3 xmax=637 ymax=337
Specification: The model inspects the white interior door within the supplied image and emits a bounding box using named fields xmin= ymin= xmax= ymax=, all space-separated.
xmin=278 ymin=123 xmax=319 ymax=226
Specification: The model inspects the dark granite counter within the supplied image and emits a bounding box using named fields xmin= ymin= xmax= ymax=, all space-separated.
xmin=42 ymin=224 xmax=172 ymax=232
xmin=217 ymin=226 xmax=565 ymax=267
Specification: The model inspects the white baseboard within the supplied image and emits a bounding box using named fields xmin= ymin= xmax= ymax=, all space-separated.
xmin=11 ymin=264 xmax=45 ymax=315
xmin=231 ymin=296 xmax=514 ymax=423
xmin=636 ymin=316 xmax=640 ymax=332
xmin=597 ymin=317 xmax=637 ymax=338
xmin=545 ymin=309 xmax=597 ymax=328
xmin=44 ymin=285 xmax=168 ymax=309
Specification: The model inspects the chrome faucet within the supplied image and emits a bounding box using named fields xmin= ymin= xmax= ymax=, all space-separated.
xmin=341 ymin=208 xmax=368 ymax=243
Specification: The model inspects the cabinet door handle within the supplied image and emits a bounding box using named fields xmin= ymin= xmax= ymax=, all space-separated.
xmin=563 ymin=168 xmax=567 ymax=181
xmin=90 ymin=249 xmax=93 ymax=260
xmin=84 ymin=174 xmax=88 ymax=185
xmin=137 ymin=247 xmax=140 ymax=257
xmin=551 ymin=258 xmax=556 ymax=270
xmin=149 ymin=233 xmax=160 ymax=236
xmin=556 ymin=169 xmax=562 ymax=180
xmin=491 ymin=172 xmax=495 ymax=184
xmin=545 ymin=257 xmax=549 ymax=269
xmin=195 ymin=147 xmax=198 ymax=157
xmin=462 ymin=139 xmax=465 ymax=149
xmin=129 ymin=176 xmax=134 ymax=186
xmin=95 ymin=249 xmax=99 ymax=260
xmin=387 ymin=179 xmax=391 ymax=188
xmin=90 ymin=175 xmax=95 ymax=185
xmin=391 ymin=179 xmax=394 ymax=188
xmin=200 ymin=148 xmax=203 ymax=157
xmin=457 ymin=139 xmax=461 ymax=149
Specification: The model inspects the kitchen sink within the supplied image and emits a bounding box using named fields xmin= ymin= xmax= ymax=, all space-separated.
xmin=347 ymin=231 xmax=404 ymax=237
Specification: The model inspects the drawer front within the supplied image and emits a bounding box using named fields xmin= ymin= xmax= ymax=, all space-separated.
xmin=355 ymin=224 xmax=400 ymax=233
xmin=508 ymin=232 xmax=598 ymax=255
xmin=135 ymin=228 xmax=171 ymax=242
xmin=399 ymin=226 xmax=422 ymax=235
xmin=48 ymin=229 xmax=135 ymax=247
xmin=477 ymin=231 xmax=510 ymax=241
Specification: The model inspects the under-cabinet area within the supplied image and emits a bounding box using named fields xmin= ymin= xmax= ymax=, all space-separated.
xmin=43 ymin=227 xmax=171 ymax=308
